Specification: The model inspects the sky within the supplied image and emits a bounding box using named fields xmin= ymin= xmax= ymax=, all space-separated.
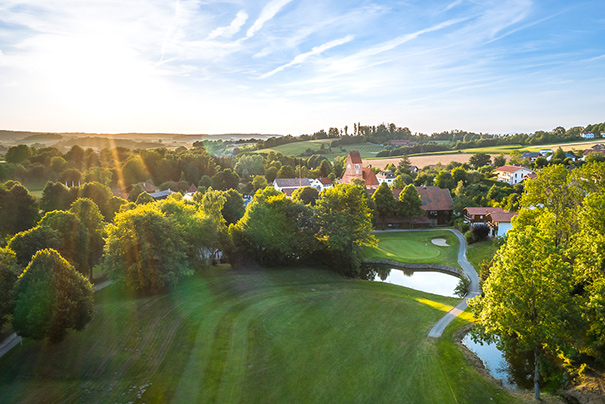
xmin=0 ymin=0 xmax=604 ymax=136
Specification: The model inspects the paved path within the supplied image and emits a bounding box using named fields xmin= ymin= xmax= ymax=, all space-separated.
xmin=371 ymin=229 xmax=481 ymax=338
xmin=0 ymin=280 xmax=113 ymax=359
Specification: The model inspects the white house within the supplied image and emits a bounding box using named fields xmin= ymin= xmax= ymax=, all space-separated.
xmin=488 ymin=212 xmax=518 ymax=237
xmin=582 ymin=132 xmax=595 ymax=139
xmin=493 ymin=165 xmax=534 ymax=185
xmin=273 ymin=178 xmax=313 ymax=197
xmin=376 ymin=170 xmax=396 ymax=186
xmin=539 ymin=149 xmax=553 ymax=156
xmin=310 ymin=177 xmax=334 ymax=192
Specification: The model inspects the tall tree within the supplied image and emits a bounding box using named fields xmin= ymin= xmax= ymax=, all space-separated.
xmin=0 ymin=247 xmax=19 ymax=330
xmin=70 ymin=198 xmax=105 ymax=280
xmin=372 ymin=182 xmax=397 ymax=221
xmin=469 ymin=217 xmax=577 ymax=400
xmin=315 ymin=184 xmax=376 ymax=275
xmin=398 ymin=184 xmax=423 ymax=218
xmin=0 ymin=182 xmax=39 ymax=238
xmin=13 ymin=249 xmax=94 ymax=343
xmin=469 ymin=152 xmax=492 ymax=169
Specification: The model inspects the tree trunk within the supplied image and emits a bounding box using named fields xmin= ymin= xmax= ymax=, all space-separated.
xmin=534 ymin=347 xmax=540 ymax=401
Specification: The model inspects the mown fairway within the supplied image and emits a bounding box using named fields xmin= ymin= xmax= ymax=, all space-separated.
xmin=363 ymin=230 xmax=461 ymax=268
xmin=0 ymin=266 xmax=524 ymax=404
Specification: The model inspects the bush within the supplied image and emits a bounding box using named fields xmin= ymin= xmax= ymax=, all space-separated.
xmin=453 ymin=217 xmax=470 ymax=233
xmin=471 ymin=224 xmax=490 ymax=241
xmin=465 ymin=230 xmax=476 ymax=244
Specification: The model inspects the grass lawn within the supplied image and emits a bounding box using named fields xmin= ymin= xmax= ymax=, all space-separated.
xmin=466 ymin=239 xmax=501 ymax=270
xmin=21 ymin=180 xmax=47 ymax=197
xmin=0 ymin=265 xmax=525 ymax=404
xmin=363 ymin=230 xmax=461 ymax=268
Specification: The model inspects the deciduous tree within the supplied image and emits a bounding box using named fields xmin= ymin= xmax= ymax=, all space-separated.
xmin=13 ymin=249 xmax=93 ymax=343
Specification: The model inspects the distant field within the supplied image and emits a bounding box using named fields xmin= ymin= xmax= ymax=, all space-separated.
xmin=256 ymin=140 xmax=384 ymax=160
xmin=365 ymin=153 xmax=510 ymax=169
xmin=0 ymin=266 xmax=526 ymax=404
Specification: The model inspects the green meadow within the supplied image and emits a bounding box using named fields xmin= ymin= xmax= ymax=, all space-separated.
xmin=256 ymin=140 xmax=384 ymax=160
xmin=0 ymin=264 xmax=527 ymax=404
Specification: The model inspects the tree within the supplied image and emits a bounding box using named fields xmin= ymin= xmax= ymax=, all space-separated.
xmin=0 ymin=247 xmax=19 ymax=330
xmin=38 ymin=210 xmax=89 ymax=275
xmin=121 ymin=156 xmax=149 ymax=187
xmin=469 ymin=219 xmax=576 ymax=400
xmin=103 ymin=204 xmax=192 ymax=290
xmin=0 ymin=182 xmax=39 ymax=238
xmin=50 ymin=156 xmax=68 ymax=175
xmin=70 ymin=198 xmax=105 ymax=280
xmin=451 ymin=166 xmax=467 ymax=184
xmin=252 ymin=175 xmax=268 ymax=191
xmin=493 ymin=154 xmax=506 ymax=168
xmin=135 ymin=191 xmax=155 ymax=205
xmin=292 ymin=186 xmax=320 ymax=206
xmin=372 ymin=182 xmax=397 ymax=220
xmin=234 ymin=154 xmax=264 ymax=177
xmin=397 ymin=155 xmax=411 ymax=173
xmin=315 ymin=184 xmax=376 ymax=275
xmin=211 ymin=168 xmax=240 ymax=191
xmin=318 ymin=160 xmax=332 ymax=177
xmin=469 ymin=152 xmax=491 ymax=169
xmin=435 ymin=170 xmax=456 ymax=189
xmin=78 ymin=181 xmax=117 ymax=221
xmin=4 ymin=145 xmax=32 ymax=164
xmin=229 ymin=187 xmax=318 ymax=266
xmin=221 ymin=189 xmax=245 ymax=224
xmin=398 ymin=184 xmax=423 ymax=218
xmin=13 ymin=249 xmax=94 ymax=343
xmin=276 ymin=165 xmax=295 ymax=179
xmin=40 ymin=181 xmax=76 ymax=213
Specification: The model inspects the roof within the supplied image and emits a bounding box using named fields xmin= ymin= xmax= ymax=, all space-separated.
xmin=274 ymin=178 xmax=312 ymax=188
xmin=318 ymin=177 xmax=333 ymax=185
xmin=524 ymin=173 xmax=537 ymax=179
xmin=464 ymin=207 xmax=504 ymax=216
xmin=347 ymin=151 xmax=363 ymax=164
xmin=522 ymin=152 xmax=540 ymax=157
xmin=362 ymin=168 xmax=379 ymax=187
xmin=140 ymin=182 xmax=159 ymax=192
xmin=376 ymin=170 xmax=396 ymax=179
xmin=415 ymin=186 xmax=453 ymax=211
xmin=488 ymin=212 xmax=518 ymax=223
xmin=150 ymin=189 xmax=177 ymax=199
xmin=280 ymin=187 xmax=298 ymax=197
xmin=187 ymin=184 xmax=199 ymax=193
xmin=494 ymin=165 xmax=532 ymax=173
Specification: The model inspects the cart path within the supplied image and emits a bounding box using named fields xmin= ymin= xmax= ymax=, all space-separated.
xmin=371 ymin=229 xmax=481 ymax=338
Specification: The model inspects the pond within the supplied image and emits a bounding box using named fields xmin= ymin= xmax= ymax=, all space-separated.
xmin=364 ymin=265 xmax=460 ymax=298
xmin=461 ymin=334 xmax=523 ymax=392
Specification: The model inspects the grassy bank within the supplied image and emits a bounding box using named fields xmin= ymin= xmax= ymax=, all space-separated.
xmin=363 ymin=230 xmax=461 ymax=268
xmin=466 ymin=239 xmax=501 ymax=270
xmin=0 ymin=265 xmax=524 ymax=404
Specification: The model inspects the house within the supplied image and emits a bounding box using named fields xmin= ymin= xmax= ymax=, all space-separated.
xmin=493 ymin=165 xmax=534 ymax=185
xmin=415 ymin=186 xmax=454 ymax=226
xmin=524 ymin=173 xmax=537 ymax=180
xmin=340 ymin=151 xmax=380 ymax=190
xmin=522 ymin=152 xmax=541 ymax=162
xmin=183 ymin=184 xmax=199 ymax=200
xmin=389 ymin=139 xmax=416 ymax=147
xmin=539 ymin=149 xmax=553 ymax=156
xmin=487 ymin=211 xmax=518 ymax=237
xmin=273 ymin=178 xmax=313 ymax=196
xmin=311 ymin=177 xmax=334 ymax=192
xmin=463 ymin=207 xmax=504 ymax=224
xmin=582 ymin=144 xmax=605 ymax=160
xmin=149 ymin=189 xmax=177 ymax=200
xmin=376 ymin=170 xmax=396 ymax=186
xmin=582 ymin=132 xmax=595 ymax=139
xmin=410 ymin=165 xmax=419 ymax=173
xmin=546 ymin=152 xmax=576 ymax=162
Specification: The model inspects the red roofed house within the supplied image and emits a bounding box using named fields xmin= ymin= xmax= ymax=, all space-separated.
xmin=494 ymin=165 xmax=534 ymax=185
xmin=488 ymin=211 xmax=518 ymax=237
xmin=340 ymin=151 xmax=380 ymax=190
xmin=311 ymin=177 xmax=334 ymax=192
xmin=415 ymin=186 xmax=454 ymax=226
xmin=463 ymin=207 xmax=504 ymax=224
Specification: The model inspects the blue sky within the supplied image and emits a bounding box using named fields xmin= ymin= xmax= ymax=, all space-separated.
xmin=0 ymin=0 xmax=603 ymax=135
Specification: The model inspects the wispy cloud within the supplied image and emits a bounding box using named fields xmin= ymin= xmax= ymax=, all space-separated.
xmin=246 ymin=0 xmax=293 ymax=39
xmin=208 ymin=10 xmax=249 ymax=39
xmin=260 ymin=35 xmax=354 ymax=78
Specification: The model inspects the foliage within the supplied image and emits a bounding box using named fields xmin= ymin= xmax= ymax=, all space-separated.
xmin=70 ymin=198 xmax=105 ymax=280
xmin=221 ymin=189 xmax=245 ymax=224
xmin=103 ymin=204 xmax=192 ymax=290
xmin=0 ymin=181 xmax=39 ymax=238
xmin=211 ymin=168 xmax=240 ymax=190
xmin=470 ymin=224 xmax=490 ymax=241
xmin=292 ymin=186 xmax=319 ymax=206
xmin=4 ymin=145 xmax=32 ymax=164
xmin=40 ymin=181 xmax=76 ymax=212
xmin=469 ymin=218 xmax=577 ymax=399
xmin=372 ymin=182 xmax=397 ymax=220
xmin=469 ymin=152 xmax=491 ymax=169
xmin=398 ymin=184 xmax=423 ymax=218
xmin=38 ymin=210 xmax=89 ymax=275
xmin=315 ymin=184 xmax=376 ymax=275
xmin=454 ymin=276 xmax=471 ymax=298
xmin=0 ymin=247 xmax=19 ymax=329
xmin=229 ymin=188 xmax=318 ymax=266
xmin=13 ymin=249 xmax=94 ymax=343
xmin=8 ymin=226 xmax=61 ymax=267
xmin=135 ymin=191 xmax=154 ymax=205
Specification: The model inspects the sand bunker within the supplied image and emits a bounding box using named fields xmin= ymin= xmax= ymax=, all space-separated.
xmin=431 ymin=238 xmax=449 ymax=247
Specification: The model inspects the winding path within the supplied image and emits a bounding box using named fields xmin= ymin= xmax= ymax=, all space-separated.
xmin=370 ymin=229 xmax=481 ymax=338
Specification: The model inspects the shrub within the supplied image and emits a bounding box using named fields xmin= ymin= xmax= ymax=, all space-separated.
xmin=454 ymin=276 xmax=471 ymax=298
xmin=465 ymin=230 xmax=476 ymax=244
xmin=454 ymin=217 xmax=470 ymax=233
xmin=471 ymin=224 xmax=490 ymax=241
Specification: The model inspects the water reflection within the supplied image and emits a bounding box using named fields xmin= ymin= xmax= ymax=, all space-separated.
xmin=462 ymin=334 xmax=521 ymax=391
xmin=361 ymin=264 xmax=459 ymax=297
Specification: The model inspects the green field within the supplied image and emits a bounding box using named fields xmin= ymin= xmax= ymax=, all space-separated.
xmin=466 ymin=239 xmax=501 ymax=270
xmin=363 ymin=230 xmax=461 ymax=268
xmin=0 ymin=264 xmax=527 ymax=404
xmin=256 ymin=140 xmax=384 ymax=160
